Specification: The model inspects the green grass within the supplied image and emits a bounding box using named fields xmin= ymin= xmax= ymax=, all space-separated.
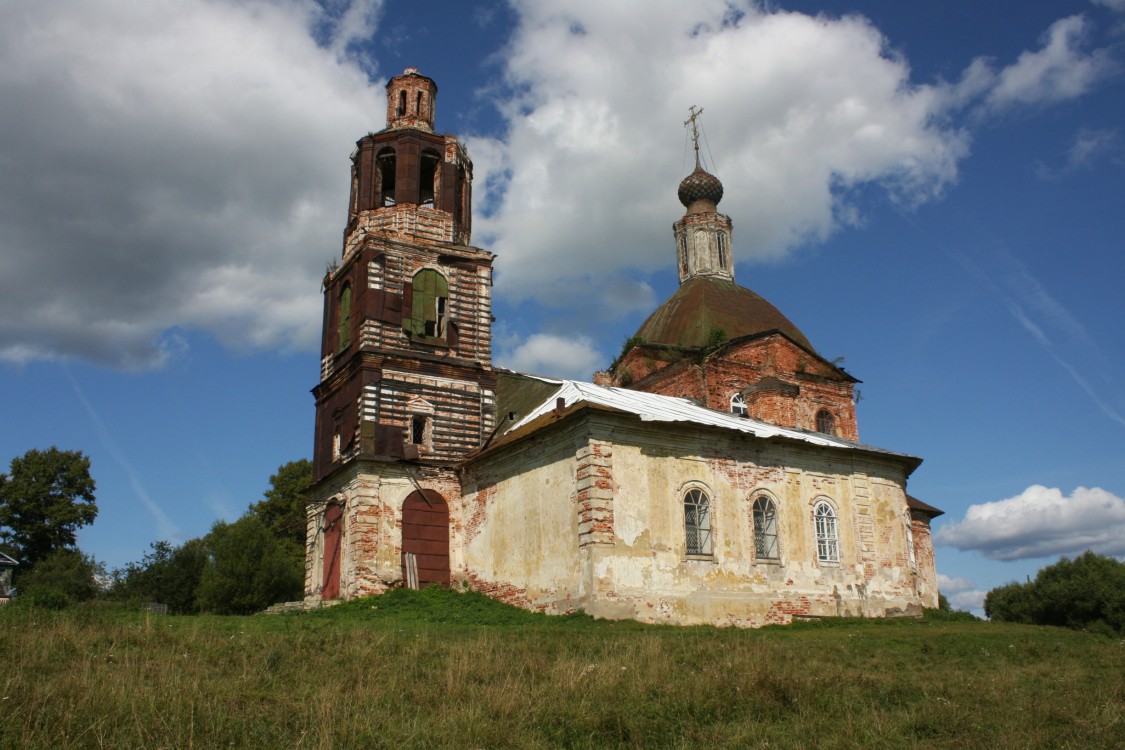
xmin=1 ymin=589 xmax=1123 ymax=749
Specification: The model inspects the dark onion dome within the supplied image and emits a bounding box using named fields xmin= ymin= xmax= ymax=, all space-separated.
xmin=677 ymin=165 xmax=724 ymax=208
xmin=633 ymin=276 xmax=814 ymax=351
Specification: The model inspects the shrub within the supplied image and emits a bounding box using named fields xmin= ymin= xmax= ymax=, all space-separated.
xmin=15 ymin=548 xmax=103 ymax=605
xmin=196 ymin=515 xmax=304 ymax=614
xmin=985 ymin=551 xmax=1125 ymax=634
xmin=112 ymin=539 xmax=208 ymax=614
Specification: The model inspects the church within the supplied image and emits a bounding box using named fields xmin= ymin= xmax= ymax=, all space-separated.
xmin=303 ymin=68 xmax=942 ymax=627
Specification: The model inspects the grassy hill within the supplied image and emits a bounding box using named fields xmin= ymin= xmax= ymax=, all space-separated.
xmin=1 ymin=587 xmax=1122 ymax=749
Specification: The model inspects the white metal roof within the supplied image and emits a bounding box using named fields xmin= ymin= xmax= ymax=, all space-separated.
xmin=505 ymin=379 xmax=918 ymax=462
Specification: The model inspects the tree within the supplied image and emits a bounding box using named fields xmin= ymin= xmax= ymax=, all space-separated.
xmin=112 ymin=539 xmax=208 ymax=614
xmin=985 ymin=551 xmax=1125 ymax=635
xmin=15 ymin=548 xmax=105 ymax=606
xmin=195 ymin=515 xmax=304 ymax=615
xmin=249 ymin=459 xmax=312 ymax=546
xmin=0 ymin=447 xmax=97 ymax=567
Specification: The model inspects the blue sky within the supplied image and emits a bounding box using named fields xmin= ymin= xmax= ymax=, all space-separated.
xmin=2 ymin=0 xmax=1123 ymax=612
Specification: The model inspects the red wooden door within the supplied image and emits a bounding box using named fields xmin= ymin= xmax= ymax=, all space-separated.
xmin=401 ymin=489 xmax=450 ymax=588
xmin=322 ymin=503 xmax=343 ymax=599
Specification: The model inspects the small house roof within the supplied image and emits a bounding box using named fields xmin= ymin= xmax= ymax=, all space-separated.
xmin=0 ymin=551 xmax=18 ymax=567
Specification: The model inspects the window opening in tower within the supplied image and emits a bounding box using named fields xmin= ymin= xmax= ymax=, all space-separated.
xmin=420 ymin=150 xmax=440 ymax=206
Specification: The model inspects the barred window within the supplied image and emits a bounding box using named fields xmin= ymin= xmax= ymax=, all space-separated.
xmin=752 ymin=496 xmax=779 ymax=560
xmin=684 ymin=488 xmax=713 ymax=556
xmin=730 ymin=393 xmax=747 ymax=417
xmin=816 ymin=409 xmax=835 ymax=435
xmin=814 ymin=501 xmax=839 ymax=563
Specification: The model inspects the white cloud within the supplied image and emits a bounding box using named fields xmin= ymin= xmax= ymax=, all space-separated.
xmin=475 ymin=1 xmax=968 ymax=313
xmin=979 ymin=16 xmax=1115 ymax=114
xmin=1092 ymin=0 xmax=1125 ymax=13
xmin=935 ymin=485 xmax=1125 ymax=560
xmin=1066 ymin=127 xmax=1121 ymax=168
xmin=474 ymin=2 xmax=1115 ymax=322
xmin=936 ymin=573 xmax=987 ymax=613
xmin=0 ymin=0 xmax=383 ymax=368
xmin=0 ymin=1 xmax=1116 ymax=369
xmin=497 ymin=333 xmax=603 ymax=380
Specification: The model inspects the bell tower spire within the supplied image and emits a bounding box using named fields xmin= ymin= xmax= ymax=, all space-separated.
xmin=673 ymin=106 xmax=734 ymax=284
xmin=343 ymin=68 xmax=472 ymax=250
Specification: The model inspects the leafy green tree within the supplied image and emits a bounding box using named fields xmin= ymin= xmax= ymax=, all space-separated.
xmin=0 ymin=447 xmax=97 ymax=567
xmin=113 ymin=539 xmax=208 ymax=614
xmin=195 ymin=515 xmax=304 ymax=615
xmin=985 ymin=551 xmax=1125 ymax=634
xmin=15 ymin=548 xmax=104 ymax=605
xmin=249 ymin=459 xmax=312 ymax=546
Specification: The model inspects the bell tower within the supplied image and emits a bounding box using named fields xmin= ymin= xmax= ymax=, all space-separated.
xmin=306 ymin=69 xmax=495 ymax=601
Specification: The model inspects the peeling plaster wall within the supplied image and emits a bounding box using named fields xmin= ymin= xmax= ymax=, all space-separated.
xmin=463 ymin=410 xmax=928 ymax=627
xmin=460 ymin=421 xmax=587 ymax=612
xmin=305 ymin=461 xmax=461 ymax=602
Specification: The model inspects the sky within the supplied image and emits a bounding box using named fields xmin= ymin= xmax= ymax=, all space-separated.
xmin=2 ymin=0 xmax=1123 ymax=614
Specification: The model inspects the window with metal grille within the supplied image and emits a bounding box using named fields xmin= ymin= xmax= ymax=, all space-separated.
xmin=816 ymin=409 xmax=835 ymax=435
xmin=752 ymin=496 xmax=779 ymax=560
xmin=814 ymin=501 xmax=839 ymax=563
xmin=684 ymin=488 xmax=713 ymax=556
xmin=730 ymin=392 xmax=747 ymax=417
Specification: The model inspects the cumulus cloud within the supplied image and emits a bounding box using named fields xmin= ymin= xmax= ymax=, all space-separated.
xmin=0 ymin=0 xmax=383 ymax=368
xmin=935 ymin=485 xmax=1125 ymax=560
xmin=0 ymin=1 xmax=1116 ymax=369
xmin=978 ymin=16 xmax=1115 ymax=114
xmin=472 ymin=1 xmax=1115 ymax=324
xmin=936 ymin=573 xmax=987 ymax=613
xmin=474 ymin=1 xmax=968 ymax=313
xmin=1092 ymin=0 xmax=1125 ymax=13
xmin=497 ymin=333 xmax=603 ymax=380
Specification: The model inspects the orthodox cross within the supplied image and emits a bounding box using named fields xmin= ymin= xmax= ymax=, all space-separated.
xmin=684 ymin=105 xmax=704 ymax=167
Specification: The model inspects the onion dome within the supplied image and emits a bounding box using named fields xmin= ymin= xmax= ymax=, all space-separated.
xmin=677 ymin=165 xmax=724 ymax=208
xmin=633 ymin=276 xmax=814 ymax=352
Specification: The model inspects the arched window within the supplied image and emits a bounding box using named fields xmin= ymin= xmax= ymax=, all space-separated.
xmin=337 ymin=283 xmax=352 ymax=353
xmin=730 ymin=393 xmax=748 ymax=417
xmin=397 ymin=89 xmax=406 ymax=117
xmin=376 ymin=148 xmax=396 ymax=206
xmin=419 ymin=149 xmax=441 ymax=206
xmin=752 ymin=496 xmax=778 ymax=560
xmin=717 ymin=232 xmax=727 ymax=270
xmin=813 ymin=501 xmax=839 ymax=563
xmin=684 ymin=487 xmax=712 ymax=556
xmin=416 ymin=91 xmax=424 ymax=116
xmin=406 ymin=269 xmax=449 ymax=339
xmin=816 ymin=409 xmax=835 ymax=435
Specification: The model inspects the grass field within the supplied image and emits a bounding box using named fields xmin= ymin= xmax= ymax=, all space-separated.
xmin=1 ymin=587 xmax=1122 ymax=749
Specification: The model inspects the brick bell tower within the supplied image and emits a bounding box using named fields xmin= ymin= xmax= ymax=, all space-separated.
xmin=305 ymin=69 xmax=496 ymax=602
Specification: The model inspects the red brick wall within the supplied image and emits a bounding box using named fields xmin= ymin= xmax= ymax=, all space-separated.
xmin=614 ymin=335 xmax=858 ymax=440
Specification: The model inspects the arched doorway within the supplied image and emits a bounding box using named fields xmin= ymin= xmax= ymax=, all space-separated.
xmin=401 ymin=489 xmax=450 ymax=588
xmin=322 ymin=503 xmax=343 ymax=599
